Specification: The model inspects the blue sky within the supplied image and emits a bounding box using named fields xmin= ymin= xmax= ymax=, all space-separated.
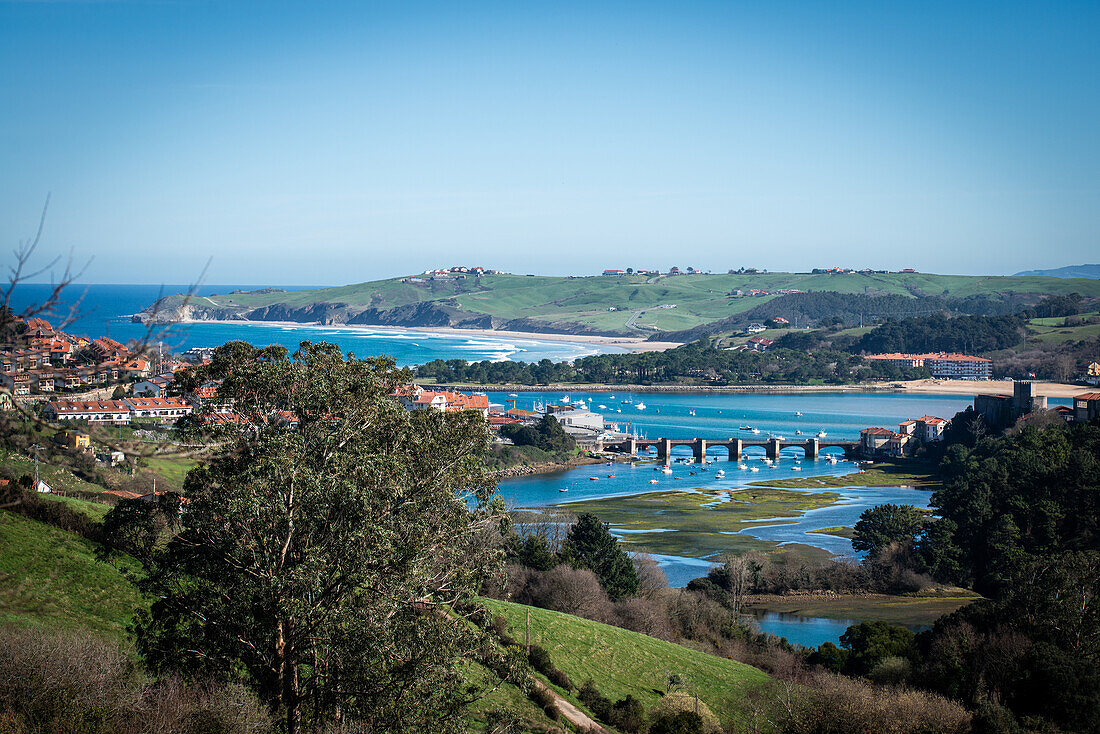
xmin=1 ymin=1 xmax=1097 ymax=285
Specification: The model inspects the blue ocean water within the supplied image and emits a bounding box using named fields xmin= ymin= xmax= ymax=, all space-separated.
xmin=7 ymin=284 xmax=616 ymax=365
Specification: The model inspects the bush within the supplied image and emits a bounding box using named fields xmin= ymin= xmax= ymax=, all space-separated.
xmin=649 ymin=692 xmax=722 ymax=734
xmin=578 ymin=679 xmax=612 ymax=722
xmin=0 ymin=625 xmax=271 ymax=734
xmin=781 ymin=671 xmax=970 ymax=734
xmin=608 ymin=694 xmax=646 ymax=733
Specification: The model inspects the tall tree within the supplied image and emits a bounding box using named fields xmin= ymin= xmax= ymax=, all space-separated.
xmin=136 ymin=342 xmax=504 ymax=734
xmin=851 ymin=504 xmax=928 ymax=558
xmin=560 ymin=513 xmax=639 ymax=600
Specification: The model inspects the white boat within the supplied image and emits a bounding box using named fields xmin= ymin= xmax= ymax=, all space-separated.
xmin=508 ymin=393 xmax=518 ymax=398
xmin=662 ymin=467 xmax=673 ymax=474
xmin=751 ymin=428 xmax=761 ymax=434
xmin=795 ymin=411 xmax=803 ymax=416
xmin=689 ymin=410 xmax=696 ymax=416
xmin=795 ymin=430 xmax=803 ymax=435
xmin=559 ymin=488 xmax=568 ymax=492
xmin=817 ymin=430 xmax=827 ymax=438
xmin=738 ymin=464 xmax=747 ymax=470
xmin=635 ymin=402 xmax=646 ymax=410
xmin=598 ymin=404 xmax=607 ymax=409
xmin=561 ymin=395 xmax=570 ymax=403
xmin=616 ymin=408 xmax=622 ymax=413
xmin=791 ymin=467 xmax=801 ymax=471
xmin=649 ymin=479 xmax=659 ymax=484
xmin=750 ymin=467 xmax=760 ymax=472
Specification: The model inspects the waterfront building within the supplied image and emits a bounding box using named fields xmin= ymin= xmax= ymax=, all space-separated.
xmin=864 ymin=352 xmax=992 ymax=380
xmin=898 ymin=415 xmax=949 ymax=443
xmin=1074 ymin=392 xmax=1100 ymax=423
xmin=974 ymin=381 xmax=1047 ymax=429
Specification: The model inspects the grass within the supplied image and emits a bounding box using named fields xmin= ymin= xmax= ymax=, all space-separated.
xmin=40 ymin=493 xmax=112 ymax=522
xmin=0 ymin=449 xmax=107 ymax=494
xmin=743 ymin=592 xmax=981 ymax=627
xmin=549 ymin=487 xmax=840 ymax=559
xmin=809 ymin=526 xmax=855 ymax=540
xmin=1025 ymin=314 xmax=1100 ymax=344
xmin=459 ymin=659 xmax=560 ymax=731
xmin=0 ymin=511 xmax=143 ymax=640
xmin=481 ymin=597 xmax=770 ymax=727
xmin=144 ymin=456 xmax=197 ymax=491
xmin=151 ymin=272 xmax=1100 ymax=336
xmin=748 ymin=460 xmax=940 ymax=490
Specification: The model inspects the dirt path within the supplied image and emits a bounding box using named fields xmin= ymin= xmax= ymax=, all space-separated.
xmin=531 ymin=679 xmax=606 ymax=732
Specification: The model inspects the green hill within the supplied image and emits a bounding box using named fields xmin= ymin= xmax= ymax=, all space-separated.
xmin=481 ymin=597 xmax=770 ymax=725
xmin=0 ymin=511 xmax=143 ymax=639
xmin=142 ymin=271 xmax=1100 ymax=338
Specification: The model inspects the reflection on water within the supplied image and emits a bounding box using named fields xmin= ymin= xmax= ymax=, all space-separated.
xmin=750 ymin=611 xmax=859 ymax=649
xmin=750 ymin=611 xmax=932 ymax=648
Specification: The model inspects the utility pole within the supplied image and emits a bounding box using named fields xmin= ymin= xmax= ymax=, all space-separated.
xmin=30 ymin=443 xmax=41 ymax=491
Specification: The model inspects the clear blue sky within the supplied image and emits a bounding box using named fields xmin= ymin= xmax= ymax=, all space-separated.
xmin=2 ymin=1 xmax=1097 ymax=285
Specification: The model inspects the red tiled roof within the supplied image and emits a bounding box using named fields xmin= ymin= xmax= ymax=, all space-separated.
xmin=917 ymin=415 xmax=948 ymax=424
xmin=48 ymin=399 xmax=128 ymax=414
xmin=1075 ymin=392 xmax=1100 ymax=401
xmin=124 ymin=397 xmax=190 ymax=408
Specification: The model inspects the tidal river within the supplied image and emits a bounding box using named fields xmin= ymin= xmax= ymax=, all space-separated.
xmin=490 ymin=390 xmax=987 ymax=587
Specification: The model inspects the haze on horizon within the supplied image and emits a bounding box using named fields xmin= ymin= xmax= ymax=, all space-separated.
xmin=2 ymin=0 xmax=1098 ymax=286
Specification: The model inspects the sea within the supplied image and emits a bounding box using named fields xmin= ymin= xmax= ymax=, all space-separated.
xmin=7 ymin=284 xmax=613 ymax=365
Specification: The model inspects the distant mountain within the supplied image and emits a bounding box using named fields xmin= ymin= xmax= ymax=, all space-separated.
xmin=1013 ymin=264 xmax=1100 ymax=279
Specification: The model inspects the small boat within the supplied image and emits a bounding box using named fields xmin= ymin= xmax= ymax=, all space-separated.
xmin=774 ymin=435 xmax=785 ymax=441
xmin=795 ymin=411 xmax=803 ymax=416
xmin=649 ymin=479 xmax=659 ymax=484
xmin=750 ymin=467 xmax=760 ymax=472
xmin=795 ymin=430 xmax=803 ymax=435
xmin=655 ymin=408 xmax=660 ymax=413
xmin=635 ymin=402 xmax=646 ymax=410
xmin=662 ymin=467 xmax=673 ymax=474
xmin=561 ymin=396 xmax=570 ymax=403
xmin=768 ymin=464 xmax=778 ymax=469
xmin=616 ymin=408 xmax=622 ymax=413
xmin=738 ymin=464 xmax=748 ymax=470
xmin=739 ymin=425 xmax=751 ymax=431
xmin=508 ymin=393 xmax=518 ymax=398
xmin=559 ymin=488 xmax=568 ymax=492
xmin=791 ymin=467 xmax=801 ymax=471
xmin=607 ymin=474 xmax=615 ymax=478
xmin=589 ymin=476 xmax=599 ymax=481
xmin=689 ymin=410 xmax=696 ymax=416
xmin=715 ymin=470 xmax=725 ymax=477
xmin=817 ymin=430 xmax=827 ymax=438
xmin=751 ymin=428 xmax=761 ymax=434
xmin=598 ymin=404 xmax=607 ymax=409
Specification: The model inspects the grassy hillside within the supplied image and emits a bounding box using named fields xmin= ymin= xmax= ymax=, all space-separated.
xmin=149 ymin=271 xmax=1100 ymax=337
xmin=0 ymin=511 xmax=143 ymax=639
xmin=482 ymin=597 xmax=769 ymax=725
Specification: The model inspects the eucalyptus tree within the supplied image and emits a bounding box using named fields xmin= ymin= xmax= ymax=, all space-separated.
xmin=136 ymin=342 xmax=505 ymax=733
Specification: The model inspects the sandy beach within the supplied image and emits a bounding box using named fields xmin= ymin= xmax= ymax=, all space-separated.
xmin=893 ymin=378 xmax=1087 ymax=398
xmin=187 ymin=319 xmax=682 ymax=355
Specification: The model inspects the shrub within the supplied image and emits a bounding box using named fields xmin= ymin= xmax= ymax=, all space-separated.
xmin=781 ymin=671 xmax=970 ymax=734
xmin=649 ymin=692 xmax=722 ymax=734
xmin=527 ymin=683 xmax=559 ymax=721
xmin=608 ymin=694 xmax=646 ymax=733
xmin=0 ymin=625 xmax=271 ymax=734
xmin=578 ymin=679 xmax=612 ymax=721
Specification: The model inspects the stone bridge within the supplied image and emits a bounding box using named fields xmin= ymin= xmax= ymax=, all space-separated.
xmin=599 ymin=436 xmax=860 ymax=463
